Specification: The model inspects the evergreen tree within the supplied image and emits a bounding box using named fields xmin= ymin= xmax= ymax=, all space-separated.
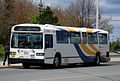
xmin=32 ymin=6 xmax=59 ymax=25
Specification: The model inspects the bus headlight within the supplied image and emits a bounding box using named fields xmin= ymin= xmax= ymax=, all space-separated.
xmin=36 ymin=53 xmax=45 ymax=56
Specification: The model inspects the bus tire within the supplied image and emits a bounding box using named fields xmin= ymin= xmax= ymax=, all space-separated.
xmin=95 ymin=54 xmax=100 ymax=65
xmin=53 ymin=54 xmax=61 ymax=68
xmin=22 ymin=63 xmax=30 ymax=69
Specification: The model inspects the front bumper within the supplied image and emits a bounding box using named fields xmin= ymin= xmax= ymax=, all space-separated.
xmin=9 ymin=58 xmax=44 ymax=64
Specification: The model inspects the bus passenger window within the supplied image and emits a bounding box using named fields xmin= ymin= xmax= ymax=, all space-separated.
xmin=88 ymin=33 xmax=98 ymax=44
xmin=99 ymin=33 xmax=107 ymax=44
xmin=82 ymin=32 xmax=87 ymax=44
xmin=70 ymin=32 xmax=81 ymax=44
xmin=56 ymin=31 xmax=68 ymax=44
xmin=45 ymin=35 xmax=53 ymax=48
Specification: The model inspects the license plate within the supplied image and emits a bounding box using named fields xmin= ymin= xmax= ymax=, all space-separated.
xmin=11 ymin=55 xmax=15 ymax=58
xmin=19 ymin=56 xmax=23 ymax=58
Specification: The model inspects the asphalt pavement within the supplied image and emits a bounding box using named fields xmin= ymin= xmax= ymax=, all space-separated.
xmin=1 ymin=61 xmax=120 ymax=81
xmin=0 ymin=53 xmax=120 ymax=81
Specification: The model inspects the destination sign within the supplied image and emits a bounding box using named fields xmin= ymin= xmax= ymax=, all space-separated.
xmin=14 ymin=26 xmax=40 ymax=31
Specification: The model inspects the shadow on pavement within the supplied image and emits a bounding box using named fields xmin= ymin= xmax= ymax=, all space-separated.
xmin=14 ymin=62 xmax=120 ymax=70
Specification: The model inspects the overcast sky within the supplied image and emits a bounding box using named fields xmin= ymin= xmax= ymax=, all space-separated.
xmin=99 ymin=0 xmax=120 ymax=41
xmin=35 ymin=0 xmax=120 ymax=41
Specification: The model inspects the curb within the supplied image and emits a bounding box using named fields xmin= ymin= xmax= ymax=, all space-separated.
xmin=0 ymin=61 xmax=22 ymax=69
xmin=0 ymin=66 xmax=22 ymax=69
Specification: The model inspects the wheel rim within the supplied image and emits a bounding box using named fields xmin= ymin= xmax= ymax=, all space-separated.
xmin=96 ymin=56 xmax=100 ymax=64
xmin=54 ymin=57 xmax=59 ymax=67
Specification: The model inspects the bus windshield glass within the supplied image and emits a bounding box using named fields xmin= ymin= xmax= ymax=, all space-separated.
xmin=11 ymin=33 xmax=43 ymax=49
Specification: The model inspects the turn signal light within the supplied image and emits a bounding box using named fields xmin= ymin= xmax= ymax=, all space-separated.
xmin=36 ymin=53 xmax=45 ymax=56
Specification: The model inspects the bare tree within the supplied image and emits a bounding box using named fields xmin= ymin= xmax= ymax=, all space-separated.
xmin=53 ymin=0 xmax=113 ymax=33
xmin=99 ymin=17 xmax=113 ymax=33
xmin=54 ymin=0 xmax=96 ymax=27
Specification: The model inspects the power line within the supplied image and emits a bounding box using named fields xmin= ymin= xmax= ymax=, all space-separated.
xmin=111 ymin=20 xmax=120 ymax=21
xmin=114 ymin=28 xmax=120 ymax=29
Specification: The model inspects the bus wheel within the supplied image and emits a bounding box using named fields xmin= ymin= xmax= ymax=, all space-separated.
xmin=22 ymin=63 xmax=30 ymax=69
xmin=53 ymin=55 xmax=61 ymax=68
xmin=95 ymin=54 xmax=100 ymax=65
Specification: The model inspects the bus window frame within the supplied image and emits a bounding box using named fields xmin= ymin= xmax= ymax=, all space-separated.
xmin=45 ymin=34 xmax=53 ymax=48
xmin=56 ymin=31 xmax=69 ymax=44
xmin=98 ymin=33 xmax=108 ymax=44
xmin=88 ymin=33 xmax=98 ymax=44
xmin=70 ymin=32 xmax=81 ymax=44
xmin=11 ymin=33 xmax=43 ymax=49
xmin=82 ymin=32 xmax=87 ymax=44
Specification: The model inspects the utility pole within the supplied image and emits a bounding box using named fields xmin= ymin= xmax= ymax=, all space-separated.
xmin=96 ymin=0 xmax=99 ymax=29
xmin=38 ymin=0 xmax=43 ymax=14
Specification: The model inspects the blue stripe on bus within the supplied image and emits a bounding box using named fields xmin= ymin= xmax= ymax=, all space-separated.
xmin=94 ymin=31 xmax=101 ymax=33
xmin=74 ymin=44 xmax=95 ymax=63
xmin=56 ymin=28 xmax=68 ymax=31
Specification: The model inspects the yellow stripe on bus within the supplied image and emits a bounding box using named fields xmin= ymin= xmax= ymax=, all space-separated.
xmin=80 ymin=44 xmax=96 ymax=55
xmin=86 ymin=29 xmax=94 ymax=33
xmin=86 ymin=31 xmax=103 ymax=54
xmin=89 ymin=44 xmax=103 ymax=54
xmin=64 ymin=28 xmax=76 ymax=32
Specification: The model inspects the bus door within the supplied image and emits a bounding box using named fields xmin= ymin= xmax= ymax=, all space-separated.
xmin=44 ymin=34 xmax=54 ymax=58
xmin=98 ymin=33 xmax=108 ymax=55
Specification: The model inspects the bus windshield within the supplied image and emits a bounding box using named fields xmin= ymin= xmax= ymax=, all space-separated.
xmin=11 ymin=33 xmax=43 ymax=49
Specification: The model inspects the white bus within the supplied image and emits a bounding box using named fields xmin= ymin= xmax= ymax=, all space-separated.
xmin=9 ymin=24 xmax=110 ymax=68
